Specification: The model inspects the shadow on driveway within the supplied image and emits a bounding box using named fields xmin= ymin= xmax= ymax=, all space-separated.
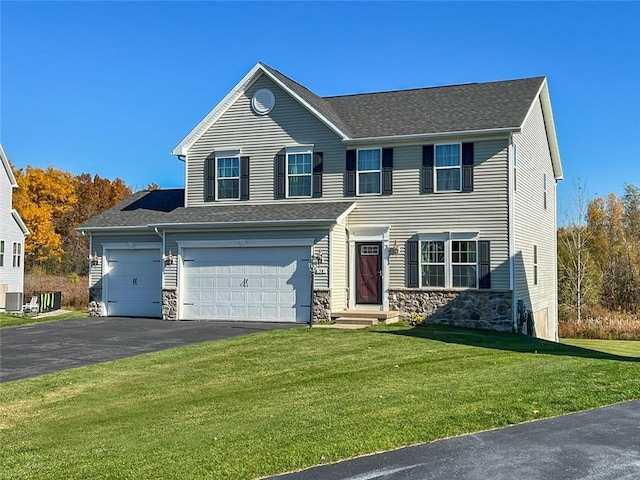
xmin=0 ymin=317 xmax=302 ymax=382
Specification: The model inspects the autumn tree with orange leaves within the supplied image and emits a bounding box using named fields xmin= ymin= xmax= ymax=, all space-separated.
xmin=12 ymin=165 xmax=132 ymax=274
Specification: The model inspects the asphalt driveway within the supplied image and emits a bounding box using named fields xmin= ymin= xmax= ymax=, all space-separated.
xmin=0 ymin=317 xmax=301 ymax=382
xmin=270 ymin=399 xmax=640 ymax=480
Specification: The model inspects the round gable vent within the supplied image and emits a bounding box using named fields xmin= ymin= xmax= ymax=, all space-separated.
xmin=251 ymin=88 xmax=275 ymax=115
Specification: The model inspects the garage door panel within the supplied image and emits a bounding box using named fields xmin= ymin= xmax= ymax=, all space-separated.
xmin=106 ymin=249 xmax=162 ymax=318
xmin=182 ymin=246 xmax=310 ymax=322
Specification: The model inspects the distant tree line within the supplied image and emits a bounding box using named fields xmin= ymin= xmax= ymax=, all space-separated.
xmin=12 ymin=164 xmax=135 ymax=275
xmin=558 ymin=183 xmax=640 ymax=319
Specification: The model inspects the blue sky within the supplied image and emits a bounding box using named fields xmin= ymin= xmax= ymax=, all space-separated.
xmin=2 ymin=1 xmax=639 ymax=216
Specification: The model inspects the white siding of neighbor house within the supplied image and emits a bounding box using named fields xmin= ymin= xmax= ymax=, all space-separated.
xmin=330 ymin=222 xmax=348 ymax=311
xmin=182 ymin=72 xmax=512 ymax=296
xmin=513 ymin=97 xmax=558 ymax=340
xmin=0 ymin=162 xmax=25 ymax=301
xmin=164 ymin=228 xmax=330 ymax=290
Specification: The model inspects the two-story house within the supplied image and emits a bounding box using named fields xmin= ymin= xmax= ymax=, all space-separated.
xmin=79 ymin=62 xmax=562 ymax=340
xmin=0 ymin=144 xmax=29 ymax=311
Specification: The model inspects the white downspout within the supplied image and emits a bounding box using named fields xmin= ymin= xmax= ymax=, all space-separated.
xmin=508 ymin=132 xmax=517 ymax=332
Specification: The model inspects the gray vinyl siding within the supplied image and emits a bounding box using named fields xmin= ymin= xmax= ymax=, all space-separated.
xmin=348 ymin=139 xmax=511 ymax=291
xmin=0 ymin=169 xmax=24 ymax=296
xmin=89 ymin=233 xmax=161 ymax=288
xmin=164 ymin=228 xmax=330 ymax=290
xmin=330 ymin=222 xmax=348 ymax=310
xmin=513 ymin=97 xmax=558 ymax=340
xmin=186 ymin=74 xmax=345 ymax=207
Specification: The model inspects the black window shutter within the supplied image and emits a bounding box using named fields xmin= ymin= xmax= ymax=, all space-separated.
xmin=240 ymin=156 xmax=250 ymax=201
xmin=205 ymin=157 xmax=216 ymax=201
xmin=346 ymin=150 xmax=356 ymax=197
xmin=478 ymin=240 xmax=491 ymax=289
xmin=422 ymin=145 xmax=434 ymax=194
xmin=407 ymin=240 xmax=419 ymax=287
xmin=544 ymin=191 xmax=547 ymax=210
xmin=275 ymin=154 xmax=286 ymax=199
xmin=462 ymin=143 xmax=474 ymax=192
xmin=313 ymin=152 xmax=323 ymax=198
xmin=382 ymin=148 xmax=393 ymax=195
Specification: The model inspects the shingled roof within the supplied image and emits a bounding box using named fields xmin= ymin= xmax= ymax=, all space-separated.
xmin=78 ymin=189 xmax=355 ymax=230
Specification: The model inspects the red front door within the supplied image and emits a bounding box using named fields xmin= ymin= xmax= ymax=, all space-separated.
xmin=356 ymin=242 xmax=382 ymax=304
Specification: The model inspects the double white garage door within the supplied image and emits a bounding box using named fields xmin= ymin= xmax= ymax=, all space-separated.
xmin=181 ymin=246 xmax=311 ymax=322
xmin=104 ymin=246 xmax=310 ymax=322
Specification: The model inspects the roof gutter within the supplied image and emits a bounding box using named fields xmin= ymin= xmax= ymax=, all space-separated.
xmin=148 ymin=218 xmax=342 ymax=229
xmin=343 ymin=127 xmax=519 ymax=145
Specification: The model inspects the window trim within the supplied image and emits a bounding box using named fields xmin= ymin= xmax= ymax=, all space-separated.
xmin=356 ymin=148 xmax=382 ymax=196
xmin=215 ymin=153 xmax=241 ymax=201
xmin=12 ymin=242 xmax=21 ymax=268
xmin=434 ymin=142 xmax=462 ymax=193
xmin=418 ymin=233 xmax=479 ymax=289
xmin=285 ymin=147 xmax=313 ymax=198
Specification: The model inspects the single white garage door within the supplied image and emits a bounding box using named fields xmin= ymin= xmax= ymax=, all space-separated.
xmin=181 ymin=247 xmax=310 ymax=322
xmin=105 ymin=249 xmax=162 ymax=317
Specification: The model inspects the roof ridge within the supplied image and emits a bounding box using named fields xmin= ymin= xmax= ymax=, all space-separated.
xmin=322 ymin=76 xmax=546 ymax=100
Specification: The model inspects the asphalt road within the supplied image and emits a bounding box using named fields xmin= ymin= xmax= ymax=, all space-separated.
xmin=0 ymin=316 xmax=301 ymax=382
xmin=269 ymin=400 xmax=640 ymax=480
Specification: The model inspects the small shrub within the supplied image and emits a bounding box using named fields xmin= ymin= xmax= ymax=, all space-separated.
xmin=409 ymin=312 xmax=427 ymax=326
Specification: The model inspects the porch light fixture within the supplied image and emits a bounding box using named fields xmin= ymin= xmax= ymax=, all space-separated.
xmin=390 ymin=240 xmax=400 ymax=256
xmin=164 ymin=250 xmax=175 ymax=266
xmin=307 ymin=253 xmax=323 ymax=272
xmin=90 ymin=252 xmax=101 ymax=266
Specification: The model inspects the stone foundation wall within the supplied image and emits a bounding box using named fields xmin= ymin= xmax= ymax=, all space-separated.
xmin=162 ymin=289 xmax=178 ymax=320
xmin=88 ymin=287 xmax=105 ymax=317
xmin=389 ymin=289 xmax=513 ymax=332
xmin=313 ymin=290 xmax=331 ymax=322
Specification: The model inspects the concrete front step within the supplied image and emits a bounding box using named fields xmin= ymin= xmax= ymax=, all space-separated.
xmin=334 ymin=317 xmax=379 ymax=326
xmin=331 ymin=310 xmax=400 ymax=324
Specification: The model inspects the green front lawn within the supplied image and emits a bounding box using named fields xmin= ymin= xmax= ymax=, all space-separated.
xmin=0 ymin=310 xmax=87 ymax=328
xmin=1 ymin=325 xmax=639 ymax=480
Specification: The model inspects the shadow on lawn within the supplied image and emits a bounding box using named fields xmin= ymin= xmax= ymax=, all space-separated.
xmin=372 ymin=325 xmax=640 ymax=363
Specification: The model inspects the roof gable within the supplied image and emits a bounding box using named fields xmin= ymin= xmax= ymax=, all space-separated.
xmin=0 ymin=143 xmax=18 ymax=187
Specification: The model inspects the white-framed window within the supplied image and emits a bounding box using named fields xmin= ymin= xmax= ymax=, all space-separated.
xmin=216 ymin=155 xmax=240 ymax=200
xmin=419 ymin=234 xmax=478 ymax=288
xmin=357 ymin=148 xmax=382 ymax=195
xmin=435 ymin=143 xmax=462 ymax=192
xmin=0 ymin=240 xmax=4 ymax=267
xmin=286 ymin=147 xmax=312 ymax=198
xmin=12 ymin=242 xmax=21 ymax=268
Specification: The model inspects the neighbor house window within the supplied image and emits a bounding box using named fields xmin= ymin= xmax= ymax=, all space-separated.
xmin=420 ymin=235 xmax=478 ymax=288
xmin=286 ymin=148 xmax=312 ymax=197
xmin=216 ymin=156 xmax=240 ymax=200
xmin=435 ymin=143 xmax=461 ymax=192
xmin=533 ymin=245 xmax=538 ymax=285
xmin=357 ymin=148 xmax=382 ymax=195
xmin=0 ymin=240 xmax=4 ymax=267
xmin=12 ymin=242 xmax=21 ymax=268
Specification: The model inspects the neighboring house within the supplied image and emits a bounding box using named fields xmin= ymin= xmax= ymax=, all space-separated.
xmin=0 ymin=144 xmax=28 ymax=310
xmin=79 ymin=62 xmax=562 ymax=340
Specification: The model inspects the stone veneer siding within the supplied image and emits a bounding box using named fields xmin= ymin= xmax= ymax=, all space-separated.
xmin=313 ymin=289 xmax=331 ymax=322
xmin=162 ymin=289 xmax=178 ymax=320
xmin=389 ymin=289 xmax=513 ymax=332
xmin=88 ymin=287 xmax=105 ymax=317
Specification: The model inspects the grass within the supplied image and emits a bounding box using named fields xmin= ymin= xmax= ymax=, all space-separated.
xmin=1 ymin=324 xmax=639 ymax=480
xmin=0 ymin=310 xmax=87 ymax=328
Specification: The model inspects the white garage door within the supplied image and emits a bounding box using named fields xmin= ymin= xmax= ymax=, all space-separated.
xmin=181 ymin=247 xmax=310 ymax=322
xmin=105 ymin=249 xmax=162 ymax=317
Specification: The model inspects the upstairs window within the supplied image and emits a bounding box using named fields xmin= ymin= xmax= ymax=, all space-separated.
xmin=216 ymin=156 xmax=240 ymax=200
xmin=287 ymin=149 xmax=312 ymax=198
xmin=435 ymin=143 xmax=462 ymax=192
xmin=357 ymin=148 xmax=382 ymax=195
xmin=0 ymin=240 xmax=4 ymax=267
xmin=12 ymin=242 xmax=21 ymax=268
